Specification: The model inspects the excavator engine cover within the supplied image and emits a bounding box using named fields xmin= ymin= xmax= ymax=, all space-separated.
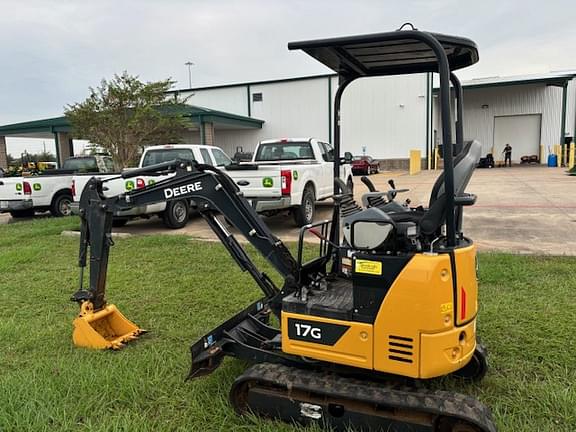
xmin=72 ymin=302 xmax=144 ymax=350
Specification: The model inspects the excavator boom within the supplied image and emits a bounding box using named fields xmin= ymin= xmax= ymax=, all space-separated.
xmin=71 ymin=160 xmax=300 ymax=349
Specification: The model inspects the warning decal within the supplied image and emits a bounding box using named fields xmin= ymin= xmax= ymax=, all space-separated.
xmin=355 ymin=259 xmax=382 ymax=275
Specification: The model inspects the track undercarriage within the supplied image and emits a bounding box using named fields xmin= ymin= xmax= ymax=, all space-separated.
xmin=231 ymin=363 xmax=496 ymax=432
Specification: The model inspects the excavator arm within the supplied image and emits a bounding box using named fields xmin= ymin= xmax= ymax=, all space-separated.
xmin=71 ymin=159 xmax=300 ymax=349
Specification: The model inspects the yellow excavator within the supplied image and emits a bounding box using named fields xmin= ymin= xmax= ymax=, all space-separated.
xmin=71 ymin=26 xmax=497 ymax=431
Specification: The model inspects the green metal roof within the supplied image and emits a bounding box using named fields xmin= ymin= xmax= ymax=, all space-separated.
xmin=0 ymin=116 xmax=71 ymax=135
xmin=432 ymin=71 xmax=576 ymax=92
xmin=0 ymin=105 xmax=264 ymax=136
xmin=166 ymin=73 xmax=336 ymax=94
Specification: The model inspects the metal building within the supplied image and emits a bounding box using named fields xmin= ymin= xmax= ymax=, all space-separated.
xmin=169 ymin=73 xmax=432 ymax=166
xmin=2 ymin=70 xmax=574 ymax=171
xmin=434 ymin=71 xmax=576 ymax=164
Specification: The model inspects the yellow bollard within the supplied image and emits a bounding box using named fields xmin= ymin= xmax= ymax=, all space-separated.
xmin=409 ymin=149 xmax=421 ymax=175
xmin=569 ymin=142 xmax=575 ymax=170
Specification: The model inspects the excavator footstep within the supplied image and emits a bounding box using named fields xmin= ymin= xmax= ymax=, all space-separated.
xmin=72 ymin=304 xmax=145 ymax=350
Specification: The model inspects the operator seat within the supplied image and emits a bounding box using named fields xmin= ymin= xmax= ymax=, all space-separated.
xmin=387 ymin=140 xmax=481 ymax=235
xmin=342 ymin=141 xmax=481 ymax=248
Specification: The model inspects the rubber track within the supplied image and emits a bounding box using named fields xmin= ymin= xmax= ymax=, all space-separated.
xmin=232 ymin=362 xmax=497 ymax=432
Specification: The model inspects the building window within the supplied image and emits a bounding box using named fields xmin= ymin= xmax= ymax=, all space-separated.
xmin=252 ymin=93 xmax=263 ymax=102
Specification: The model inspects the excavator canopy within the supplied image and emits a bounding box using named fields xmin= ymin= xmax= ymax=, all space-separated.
xmin=288 ymin=30 xmax=478 ymax=79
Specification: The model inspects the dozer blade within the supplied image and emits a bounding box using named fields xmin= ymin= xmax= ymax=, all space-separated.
xmin=72 ymin=303 xmax=145 ymax=350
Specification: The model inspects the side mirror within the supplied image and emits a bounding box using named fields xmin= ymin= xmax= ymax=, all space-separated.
xmin=344 ymin=152 xmax=353 ymax=163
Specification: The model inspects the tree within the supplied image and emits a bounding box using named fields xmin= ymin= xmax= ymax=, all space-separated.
xmin=34 ymin=151 xmax=57 ymax=162
xmin=65 ymin=72 xmax=191 ymax=168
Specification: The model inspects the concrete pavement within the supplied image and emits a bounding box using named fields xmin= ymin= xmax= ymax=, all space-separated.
xmin=2 ymin=165 xmax=575 ymax=255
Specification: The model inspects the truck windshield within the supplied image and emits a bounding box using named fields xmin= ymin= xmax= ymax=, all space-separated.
xmin=211 ymin=148 xmax=232 ymax=167
xmin=141 ymin=149 xmax=195 ymax=167
xmin=62 ymin=157 xmax=99 ymax=172
xmin=255 ymin=142 xmax=314 ymax=161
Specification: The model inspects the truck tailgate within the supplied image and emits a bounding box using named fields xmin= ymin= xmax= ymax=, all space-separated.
xmin=225 ymin=168 xmax=282 ymax=198
xmin=0 ymin=178 xmax=27 ymax=201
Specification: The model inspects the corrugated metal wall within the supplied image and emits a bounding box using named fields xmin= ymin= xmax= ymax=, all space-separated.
xmin=188 ymin=86 xmax=248 ymax=116
xmin=179 ymin=74 xmax=428 ymax=159
xmin=434 ymin=83 xmax=566 ymax=161
xmin=339 ymin=74 xmax=428 ymax=159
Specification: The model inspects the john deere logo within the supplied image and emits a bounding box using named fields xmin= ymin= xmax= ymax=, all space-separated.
xmin=293 ymin=170 xmax=299 ymax=180
xmin=16 ymin=183 xmax=22 ymax=191
xmin=33 ymin=183 xmax=41 ymax=191
xmin=148 ymin=179 xmax=156 ymax=186
xmin=125 ymin=180 xmax=135 ymax=191
xmin=263 ymin=177 xmax=274 ymax=188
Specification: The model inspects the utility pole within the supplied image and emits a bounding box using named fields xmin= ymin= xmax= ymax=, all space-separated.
xmin=185 ymin=61 xmax=194 ymax=88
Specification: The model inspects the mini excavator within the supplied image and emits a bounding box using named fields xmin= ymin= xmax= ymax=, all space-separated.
xmin=71 ymin=27 xmax=497 ymax=431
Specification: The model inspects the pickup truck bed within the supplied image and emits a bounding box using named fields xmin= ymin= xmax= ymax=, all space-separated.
xmin=0 ymin=155 xmax=115 ymax=218
xmin=225 ymin=138 xmax=353 ymax=226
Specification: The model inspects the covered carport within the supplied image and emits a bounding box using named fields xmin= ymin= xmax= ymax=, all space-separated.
xmin=0 ymin=105 xmax=264 ymax=168
xmin=0 ymin=116 xmax=73 ymax=169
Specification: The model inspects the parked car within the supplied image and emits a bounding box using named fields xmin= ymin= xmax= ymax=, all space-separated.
xmin=351 ymin=155 xmax=379 ymax=175
xmin=0 ymin=155 xmax=115 ymax=218
xmin=225 ymin=138 xmax=353 ymax=226
xmin=71 ymin=144 xmax=232 ymax=229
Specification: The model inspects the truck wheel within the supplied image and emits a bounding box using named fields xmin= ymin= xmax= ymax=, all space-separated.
xmin=50 ymin=193 xmax=73 ymax=217
xmin=10 ymin=209 xmax=35 ymax=218
xmin=112 ymin=218 xmax=129 ymax=228
xmin=162 ymin=199 xmax=190 ymax=229
xmin=293 ymin=186 xmax=315 ymax=227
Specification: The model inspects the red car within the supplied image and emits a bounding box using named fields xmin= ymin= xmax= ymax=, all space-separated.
xmin=351 ymin=155 xmax=380 ymax=175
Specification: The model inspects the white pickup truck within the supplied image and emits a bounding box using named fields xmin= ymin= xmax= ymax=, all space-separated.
xmin=0 ymin=155 xmax=115 ymax=218
xmin=71 ymin=144 xmax=232 ymax=229
xmin=225 ymin=138 xmax=353 ymax=226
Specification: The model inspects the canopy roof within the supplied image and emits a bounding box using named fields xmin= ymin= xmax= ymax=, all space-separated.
xmin=288 ymin=30 xmax=479 ymax=79
xmin=0 ymin=105 xmax=264 ymax=138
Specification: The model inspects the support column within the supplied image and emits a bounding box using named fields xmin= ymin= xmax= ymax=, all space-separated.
xmin=560 ymin=82 xmax=568 ymax=166
xmin=203 ymin=122 xmax=215 ymax=146
xmin=55 ymin=132 xmax=73 ymax=165
xmin=0 ymin=136 xmax=7 ymax=170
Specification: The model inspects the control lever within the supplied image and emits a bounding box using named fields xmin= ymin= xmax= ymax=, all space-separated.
xmin=360 ymin=176 xmax=377 ymax=192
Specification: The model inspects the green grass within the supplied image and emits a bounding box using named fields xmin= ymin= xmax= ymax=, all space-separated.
xmin=0 ymin=218 xmax=575 ymax=431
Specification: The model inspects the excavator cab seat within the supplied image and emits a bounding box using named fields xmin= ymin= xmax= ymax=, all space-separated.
xmin=345 ymin=141 xmax=481 ymax=248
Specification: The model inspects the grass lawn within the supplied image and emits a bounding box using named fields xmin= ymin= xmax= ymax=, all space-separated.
xmin=0 ymin=217 xmax=575 ymax=431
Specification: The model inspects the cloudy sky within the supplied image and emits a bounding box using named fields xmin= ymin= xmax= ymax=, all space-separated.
xmin=1 ymin=0 xmax=575 ymax=154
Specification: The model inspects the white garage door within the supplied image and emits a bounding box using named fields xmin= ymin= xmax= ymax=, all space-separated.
xmin=493 ymin=114 xmax=541 ymax=163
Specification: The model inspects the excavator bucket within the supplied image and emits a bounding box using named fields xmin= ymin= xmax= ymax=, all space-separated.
xmin=72 ymin=303 xmax=145 ymax=350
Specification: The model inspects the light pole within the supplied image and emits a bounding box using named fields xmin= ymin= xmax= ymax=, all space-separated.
xmin=185 ymin=61 xmax=194 ymax=88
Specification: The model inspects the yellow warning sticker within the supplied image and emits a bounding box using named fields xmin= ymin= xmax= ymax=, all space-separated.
xmin=440 ymin=303 xmax=453 ymax=314
xmin=355 ymin=259 xmax=382 ymax=275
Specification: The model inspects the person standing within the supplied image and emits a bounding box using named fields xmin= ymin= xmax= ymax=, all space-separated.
xmin=502 ymin=144 xmax=512 ymax=167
